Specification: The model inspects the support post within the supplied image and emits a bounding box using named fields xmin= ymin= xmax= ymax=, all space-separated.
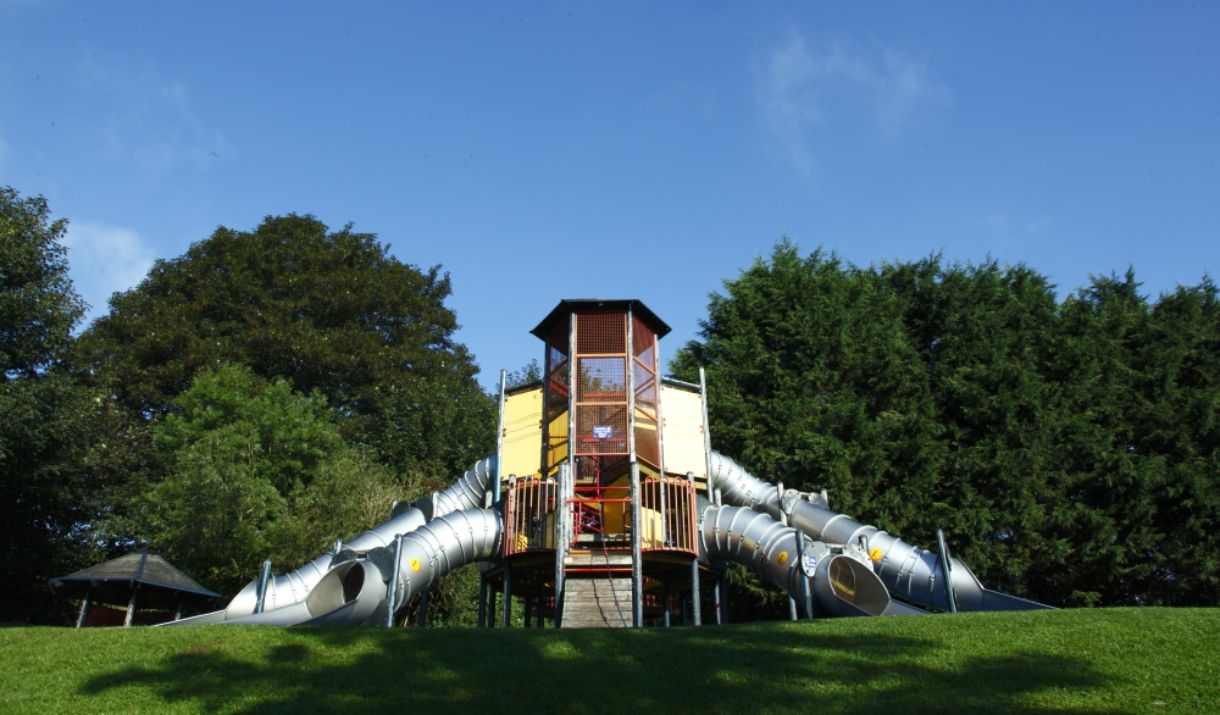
xmin=124 ymin=586 xmax=139 ymax=627
xmin=718 ymin=571 xmax=730 ymax=624
xmin=501 ymin=562 xmax=513 ymax=627
xmin=126 ymin=549 xmax=150 ymax=627
xmin=386 ymin=534 xmax=404 ymax=627
xmin=76 ymin=591 xmax=92 ymax=628
xmin=795 ymin=532 xmax=813 ymax=618
xmin=416 ymin=588 xmax=431 ymax=627
xmin=936 ymin=529 xmax=959 ymax=613
xmin=699 ymin=367 xmax=713 ymax=499
xmin=254 ymin=559 xmax=273 ymax=615
xmin=554 ymin=462 xmax=570 ymax=628
xmin=494 ymin=369 xmax=507 ymax=505
xmin=630 ymin=461 xmax=644 ymax=628
xmin=477 ymin=575 xmax=488 ymax=628
xmin=777 ymin=482 xmax=798 ymax=621
xmin=689 ymin=557 xmax=702 ymax=626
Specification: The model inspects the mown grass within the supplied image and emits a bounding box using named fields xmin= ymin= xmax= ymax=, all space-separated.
xmin=1 ymin=608 xmax=1215 ymax=714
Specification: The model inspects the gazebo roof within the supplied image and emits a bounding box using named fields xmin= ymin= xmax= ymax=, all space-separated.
xmin=49 ymin=551 xmax=220 ymax=610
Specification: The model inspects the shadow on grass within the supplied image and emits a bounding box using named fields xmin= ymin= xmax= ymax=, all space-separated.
xmin=80 ymin=624 xmax=1121 ymax=715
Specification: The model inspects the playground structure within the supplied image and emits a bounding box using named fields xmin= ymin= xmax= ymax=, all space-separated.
xmin=168 ymin=299 xmax=1048 ymax=628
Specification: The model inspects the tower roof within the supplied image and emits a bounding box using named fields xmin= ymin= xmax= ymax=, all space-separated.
xmin=530 ymin=299 xmax=671 ymax=340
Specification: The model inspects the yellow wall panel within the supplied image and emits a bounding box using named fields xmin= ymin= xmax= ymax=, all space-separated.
xmin=502 ymin=387 xmax=543 ymax=479
xmin=660 ymin=384 xmax=707 ymax=479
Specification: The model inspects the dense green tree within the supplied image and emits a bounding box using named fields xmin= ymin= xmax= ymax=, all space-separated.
xmin=1 ymin=189 xmax=83 ymax=377
xmin=674 ymin=239 xmax=1219 ymax=609
xmin=1140 ymin=279 xmax=1220 ymax=605
xmin=74 ymin=214 xmax=495 ymax=477
xmin=673 ymin=242 xmax=944 ymax=527
xmin=672 ymin=242 xmax=947 ymax=612
xmin=1047 ymin=273 xmax=1220 ymax=606
xmin=0 ymin=187 xmax=93 ymax=623
xmin=134 ymin=364 xmax=405 ymax=595
xmin=907 ymin=260 xmax=1061 ymax=598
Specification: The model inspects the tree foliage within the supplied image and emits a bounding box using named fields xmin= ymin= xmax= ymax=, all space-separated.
xmin=74 ymin=213 xmax=494 ymax=476
xmin=0 ymin=187 xmax=93 ymax=623
xmin=65 ymin=214 xmax=496 ymax=609
xmin=673 ymin=240 xmax=1219 ymax=608
xmin=134 ymin=364 xmax=406 ymax=594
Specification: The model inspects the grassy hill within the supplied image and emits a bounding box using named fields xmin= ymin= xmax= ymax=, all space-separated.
xmin=2 ymin=608 xmax=1216 ymax=714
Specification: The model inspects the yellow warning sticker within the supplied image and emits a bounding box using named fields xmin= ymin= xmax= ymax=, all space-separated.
xmin=776 ymin=551 xmax=789 ymax=566
xmin=869 ymin=548 xmax=884 ymax=562
xmin=409 ymin=558 xmax=422 ymax=573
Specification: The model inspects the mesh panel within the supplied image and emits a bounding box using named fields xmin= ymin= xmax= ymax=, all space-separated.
xmin=577 ymin=311 xmax=626 ymax=354
xmin=633 ymin=314 xmax=657 ymax=356
xmin=543 ymin=318 xmax=570 ymax=474
xmin=632 ymin=313 xmax=661 ymax=470
xmin=576 ymin=405 xmax=628 ymax=455
xmin=578 ymin=357 xmax=625 ymax=401
xmin=573 ymin=311 xmax=628 ymax=464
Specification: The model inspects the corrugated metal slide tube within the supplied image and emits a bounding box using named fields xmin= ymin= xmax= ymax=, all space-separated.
xmin=699 ymin=505 xmax=891 ymax=617
xmin=182 ymin=456 xmax=497 ymax=623
xmin=710 ymin=451 xmax=1048 ymax=613
xmin=182 ymin=507 xmax=503 ymax=626
xmin=387 ymin=507 xmax=503 ymax=615
xmin=793 ymin=504 xmax=1048 ymax=612
xmin=709 ymin=451 xmax=781 ymax=513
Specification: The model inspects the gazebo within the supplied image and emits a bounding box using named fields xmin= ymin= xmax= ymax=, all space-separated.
xmin=49 ymin=550 xmax=220 ymax=627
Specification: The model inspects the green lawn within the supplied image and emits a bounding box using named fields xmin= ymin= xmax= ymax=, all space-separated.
xmin=2 ymin=608 xmax=1216 ymax=714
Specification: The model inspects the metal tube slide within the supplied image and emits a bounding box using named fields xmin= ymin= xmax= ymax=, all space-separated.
xmin=386 ymin=508 xmax=504 ymax=620
xmin=709 ymin=451 xmax=1050 ymax=613
xmin=699 ymin=505 xmax=891 ymax=617
xmin=789 ymin=498 xmax=1050 ymax=612
xmin=192 ymin=507 xmax=504 ymax=626
xmin=220 ymin=557 xmax=391 ymax=626
xmin=170 ymin=456 xmax=497 ymax=624
xmin=708 ymin=452 xmax=782 ymax=514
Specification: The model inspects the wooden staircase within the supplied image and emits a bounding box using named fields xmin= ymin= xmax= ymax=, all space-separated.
xmin=559 ymin=576 xmax=633 ymax=628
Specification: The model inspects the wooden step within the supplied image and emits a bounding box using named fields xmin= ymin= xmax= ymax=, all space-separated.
xmin=560 ymin=577 xmax=634 ymax=628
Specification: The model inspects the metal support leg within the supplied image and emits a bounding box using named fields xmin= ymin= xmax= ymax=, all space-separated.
xmin=500 ymin=563 xmax=513 ymax=628
xmin=76 ymin=592 xmax=92 ymax=628
xmin=477 ymin=575 xmax=488 ymax=628
xmin=690 ymin=558 xmax=702 ymax=626
xmin=630 ymin=462 xmax=643 ymax=628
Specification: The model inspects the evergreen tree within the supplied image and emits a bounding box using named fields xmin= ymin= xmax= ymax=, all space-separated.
xmin=675 ymin=239 xmax=1218 ymax=609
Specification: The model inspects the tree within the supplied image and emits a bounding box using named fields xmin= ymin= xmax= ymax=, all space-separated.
xmin=505 ymin=359 xmax=543 ymax=389
xmin=671 ymin=241 xmax=948 ymax=614
xmin=73 ymin=214 xmax=495 ymax=477
xmin=903 ymin=260 xmax=1062 ymax=599
xmin=0 ymin=187 xmax=92 ymax=623
xmin=134 ymin=364 xmax=406 ymax=595
xmin=672 ymin=241 xmax=945 ymax=530
xmin=676 ymin=240 xmax=1220 ymax=610
xmin=1138 ymin=279 xmax=1220 ymax=605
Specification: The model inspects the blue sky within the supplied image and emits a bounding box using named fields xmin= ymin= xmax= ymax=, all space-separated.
xmin=3 ymin=1 xmax=1217 ymax=390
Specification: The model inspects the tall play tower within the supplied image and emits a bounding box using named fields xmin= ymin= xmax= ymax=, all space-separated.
xmin=164 ymin=296 xmax=1051 ymax=629
xmin=488 ymin=299 xmax=712 ymax=627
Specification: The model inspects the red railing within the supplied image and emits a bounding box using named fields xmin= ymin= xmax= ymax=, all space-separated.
xmin=502 ymin=475 xmax=699 ymax=557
